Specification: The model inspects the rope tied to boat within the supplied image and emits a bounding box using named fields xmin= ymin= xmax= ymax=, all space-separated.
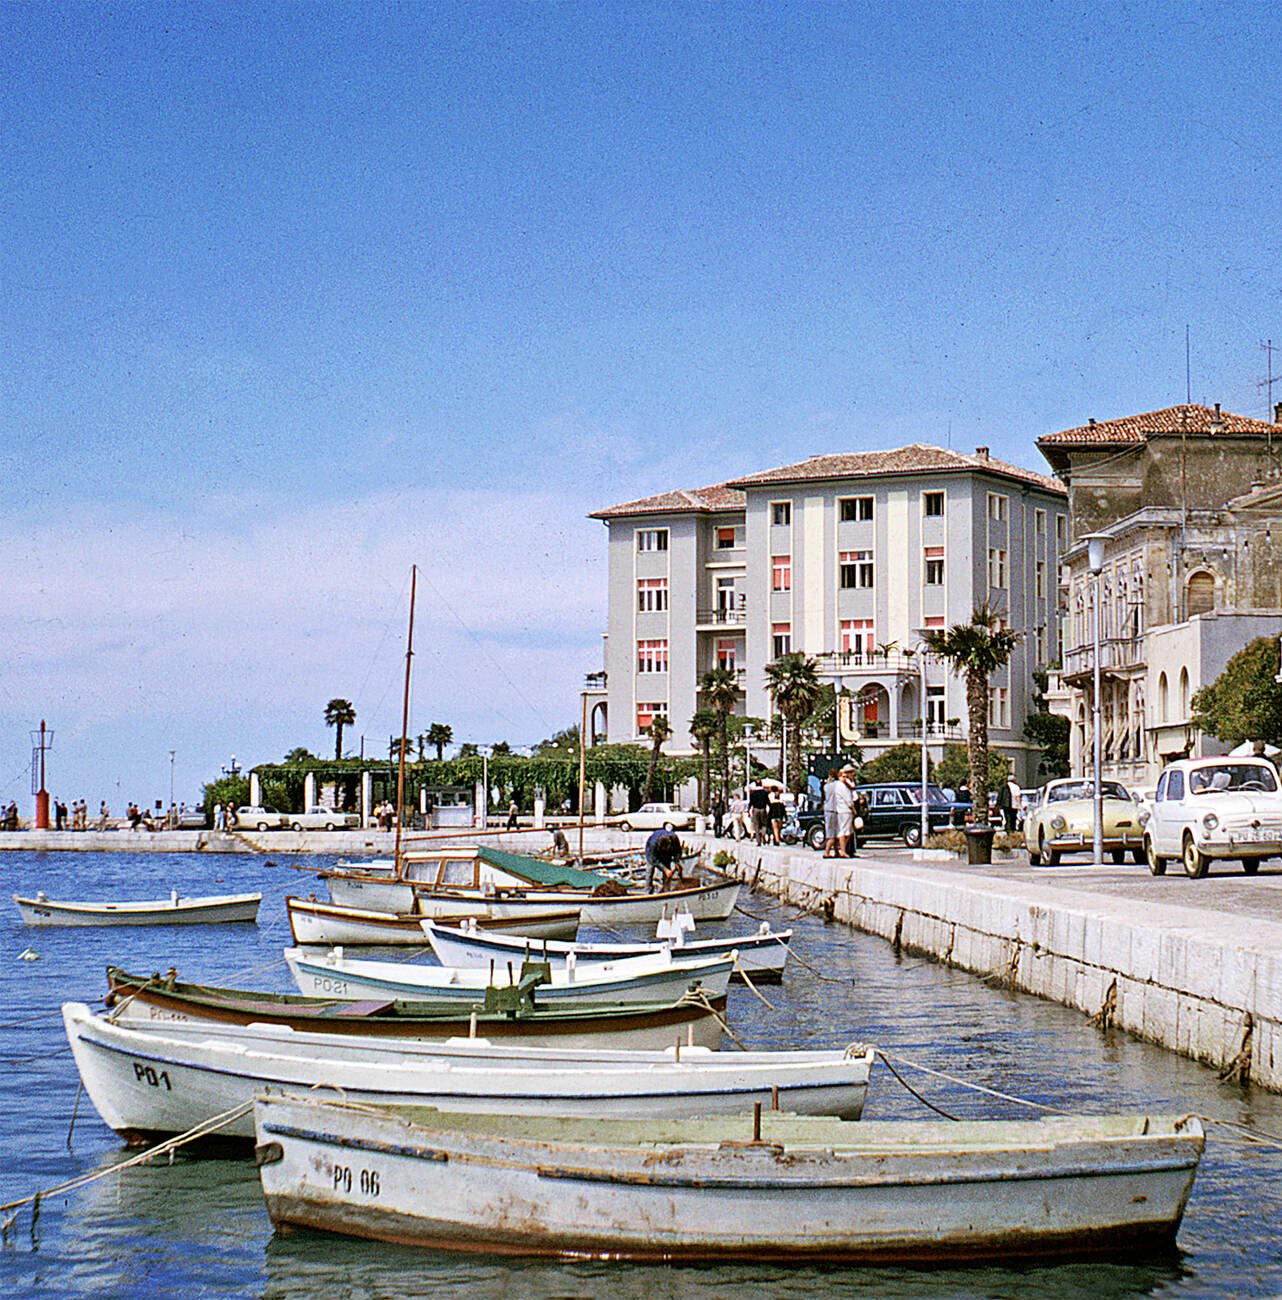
xmin=678 ymin=988 xmax=748 ymax=1051
xmin=731 ymin=956 xmax=775 ymax=1011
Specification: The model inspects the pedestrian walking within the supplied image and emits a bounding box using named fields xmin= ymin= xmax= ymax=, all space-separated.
xmin=505 ymin=800 xmax=519 ymax=830
xmin=747 ymin=780 xmax=770 ymax=845
xmin=822 ymin=766 xmax=841 ymax=856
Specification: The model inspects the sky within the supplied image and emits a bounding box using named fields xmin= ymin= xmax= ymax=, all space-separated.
xmin=2 ymin=1 xmax=1280 ymax=809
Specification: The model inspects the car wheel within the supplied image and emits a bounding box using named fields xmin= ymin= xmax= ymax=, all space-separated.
xmin=620 ymin=821 xmax=632 ymax=833
xmin=1110 ymin=849 xmax=1125 ymax=864
xmin=663 ymin=821 xmax=675 ymax=831
xmin=1027 ymin=838 xmax=1042 ymax=866
xmin=257 ymin=822 xmax=270 ymax=832
xmin=291 ymin=822 xmax=303 ymax=832
xmin=804 ymin=824 xmax=824 ymax=851
xmin=1145 ymin=837 xmax=1166 ymax=876
xmin=325 ymin=823 xmax=335 ymax=832
xmin=1244 ymin=858 xmax=1261 ymax=876
xmin=902 ymin=824 xmax=922 ymax=848
xmin=1039 ymin=831 xmax=1060 ymax=866
xmin=1182 ymin=833 xmax=1209 ymax=879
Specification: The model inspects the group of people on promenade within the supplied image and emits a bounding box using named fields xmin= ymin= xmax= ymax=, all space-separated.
xmin=821 ymin=764 xmax=869 ymax=858
xmin=708 ymin=780 xmax=793 ymax=845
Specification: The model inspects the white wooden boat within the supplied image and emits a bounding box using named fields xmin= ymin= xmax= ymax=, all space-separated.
xmin=285 ymin=896 xmax=580 ymax=947
xmin=104 ymin=966 xmax=728 ymax=1050
xmin=254 ymin=1095 xmax=1204 ymax=1262
xmin=13 ymin=890 xmax=261 ymax=927
xmin=62 ymin=1002 xmax=873 ymax=1143
xmin=422 ymin=918 xmax=791 ymax=982
xmin=283 ymin=946 xmax=734 ymax=1007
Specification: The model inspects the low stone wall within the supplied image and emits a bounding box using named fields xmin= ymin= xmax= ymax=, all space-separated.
xmin=714 ymin=838 xmax=1279 ymax=1092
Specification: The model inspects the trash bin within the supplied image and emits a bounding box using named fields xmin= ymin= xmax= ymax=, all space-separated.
xmin=964 ymin=825 xmax=995 ymax=864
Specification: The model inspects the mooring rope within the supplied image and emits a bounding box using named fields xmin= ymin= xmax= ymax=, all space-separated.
xmin=731 ymin=957 xmax=775 ymax=1011
xmin=679 ymin=988 xmax=748 ymax=1051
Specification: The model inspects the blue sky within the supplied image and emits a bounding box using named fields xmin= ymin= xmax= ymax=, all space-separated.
xmin=2 ymin=2 xmax=1279 ymax=808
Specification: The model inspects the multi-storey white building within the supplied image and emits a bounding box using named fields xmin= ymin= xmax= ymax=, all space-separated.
xmin=591 ymin=444 xmax=1069 ymax=783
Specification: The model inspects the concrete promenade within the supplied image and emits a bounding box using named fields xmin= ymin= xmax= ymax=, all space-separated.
xmin=713 ymin=837 xmax=1282 ymax=1092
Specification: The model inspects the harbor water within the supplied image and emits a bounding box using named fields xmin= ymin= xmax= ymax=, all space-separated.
xmin=3 ymin=849 xmax=1282 ymax=1298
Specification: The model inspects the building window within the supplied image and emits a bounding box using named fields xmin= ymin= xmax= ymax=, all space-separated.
xmin=839 ymin=496 xmax=874 ymax=522
xmin=771 ymin=501 xmax=792 ymax=526
xmin=771 ymin=555 xmax=792 ymax=591
xmin=839 ymin=549 xmax=874 ymax=589
xmin=987 ymin=493 xmax=1008 ymax=522
xmin=637 ymin=577 xmax=668 ymax=612
xmin=772 ymin=622 xmax=792 ymax=657
xmin=636 ymin=701 xmax=666 ymax=733
xmin=924 ymin=546 xmax=944 ymax=586
xmin=1055 ymin=515 xmax=1067 ymax=557
xmin=923 ymin=491 xmax=945 ymax=518
xmin=1035 ymin=560 xmax=1046 ymax=600
xmin=926 ymin=685 xmax=946 ymax=729
xmin=715 ymin=526 xmax=736 ymax=549
xmin=636 ymin=640 xmax=669 ymax=674
xmin=839 ymin=618 xmax=874 ymax=656
xmin=988 ymin=685 xmax=1010 ymax=729
xmin=1035 ymin=625 xmax=1046 ymax=663
xmin=1186 ymin=571 xmax=1215 ymax=617
xmin=1035 ymin=508 xmax=1046 ymax=537
xmin=987 ymin=547 xmax=1007 ymax=589
xmin=716 ymin=638 xmax=737 ymax=672
xmin=636 ymin=528 xmax=668 ymax=552
xmin=924 ymin=615 xmax=945 ymax=629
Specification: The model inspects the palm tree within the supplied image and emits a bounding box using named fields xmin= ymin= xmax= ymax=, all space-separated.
xmin=689 ymin=708 xmax=719 ymax=809
xmin=641 ymin=714 xmax=672 ymax=805
xmin=924 ymin=605 xmax=1022 ymax=817
xmin=324 ymin=699 xmax=356 ymax=761
xmin=764 ymin=652 xmax=822 ymax=792
xmin=700 ymin=666 xmax=740 ymax=799
xmin=425 ymin=722 xmax=453 ymax=761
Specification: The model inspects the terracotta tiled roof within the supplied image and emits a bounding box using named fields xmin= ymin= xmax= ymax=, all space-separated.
xmin=725 ymin=443 xmax=1064 ymax=495
xmin=1038 ymin=403 xmax=1279 ymax=448
xmin=589 ymin=482 xmax=746 ymax=520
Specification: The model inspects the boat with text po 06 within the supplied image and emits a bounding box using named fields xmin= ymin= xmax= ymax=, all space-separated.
xmin=253 ymin=1095 xmax=1204 ymax=1263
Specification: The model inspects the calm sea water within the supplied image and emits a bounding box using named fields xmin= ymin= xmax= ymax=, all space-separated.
xmin=2 ymin=849 xmax=1281 ymax=1298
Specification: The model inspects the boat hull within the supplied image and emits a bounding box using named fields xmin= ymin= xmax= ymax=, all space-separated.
xmin=13 ymin=892 xmax=261 ymax=927
xmin=62 ymin=1004 xmax=870 ymax=1143
xmin=286 ymin=898 xmax=580 ymax=946
xmin=254 ymin=1097 xmax=1204 ymax=1263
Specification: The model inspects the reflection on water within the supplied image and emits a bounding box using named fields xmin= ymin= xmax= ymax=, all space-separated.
xmin=2 ymin=850 xmax=1281 ymax=1297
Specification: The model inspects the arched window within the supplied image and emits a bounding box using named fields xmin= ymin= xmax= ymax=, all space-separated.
xmin=1158 ymin=672 xmax=1169 ymax=722
xmin=1186 ymin=571 xmax=1215 ymax=618
xmin=1179 ymin=667 xmax=1190 ymax=717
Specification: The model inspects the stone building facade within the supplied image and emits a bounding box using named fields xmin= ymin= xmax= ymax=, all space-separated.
xmin=591 ymin=444 xmax=1068 ymax=784
xmin=1039 ymin=403 xmax=1282 ymax=786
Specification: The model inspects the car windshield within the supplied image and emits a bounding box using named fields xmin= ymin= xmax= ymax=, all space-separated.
xmin=1188 ymin=764 xmax=1279 ymax=795
xmin=1046 ymin=781 xmax=1130 ymax=803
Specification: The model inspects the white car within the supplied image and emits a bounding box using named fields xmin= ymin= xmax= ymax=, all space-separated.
xmin=232 ymin=805 xmax=287 ymax=831
xmin=1141 ymin=756 xmax=1282 ymax=878
xmin=618 ymin=802 xmax=696 ymax=832
xmin=287 ymin=806 xmax=360 ymax=831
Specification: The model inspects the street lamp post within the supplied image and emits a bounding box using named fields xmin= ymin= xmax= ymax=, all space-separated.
xmin=743 ymin=725 xmax=754 ymax=790
xmin=916 ymin=644 xmax=929 ymax=851
xmin=1085 ymin=534 xmax=1107 ymax=866
xmin=169 ymin=750 xmax=176 ymax=809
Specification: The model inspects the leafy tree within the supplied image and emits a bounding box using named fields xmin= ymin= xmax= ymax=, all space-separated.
xmin=1191 ymin=636 xmax=1282 ymax=747
xmin=699 ymin=666 xmax=741 ymax=800
xmin=425 ymin=722 xmax=453 ymax=761
xmin=934 ymin=743 xmax=1008 ymax=795
xmin=534 ymin=726 xmax=579 ymax=756
xmin=641 ymin=715 xmax=672 ymax=804
xmin=860 ymin=742 xmax=929 ymax=783
xmin=324 ymin=698 xmax=356 ymax=760
xmin=282 ymin=746 xmax=316 ymax=764
xmin=202 ymin=774 xmax=249 ymax=815
xmin=764 ymin=652 xmax=822 ymax=792
xmin=491 ymin=741 xmax=512 ymax=755
xmin=1024 ymin=670 xmax=1070 ymax=778
xmin=457 ymin=742 xmax=479 ymax=758
xmin=924 ymin=606 xmax=1021 ymax=816
xmin=689 ymin=707 xmax=719 ymax=808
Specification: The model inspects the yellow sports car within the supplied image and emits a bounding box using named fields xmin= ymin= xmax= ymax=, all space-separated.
xmin=1024 ymin=778 xmax=1144 ymax=865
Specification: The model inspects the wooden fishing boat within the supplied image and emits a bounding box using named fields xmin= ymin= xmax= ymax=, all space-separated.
xmin=285 ymin=896 xmax=580 ymax=947
xmin=319 ymin=844 xmax=739 ymax=924
xmin=103 ymin=966 xmax=727 ymax=1050
xmin=254 ymin=1096 xmax=1204 ymax=1263
xmin=13 ymin=890 xmax=261 ymax=927
xmin=62 ymin=1002 xmax=872 ymax=1143
xmin=282 ymin=946 xmax=734 ymax=1007
xmin=422 ymin=918 xmax=791 ymax=983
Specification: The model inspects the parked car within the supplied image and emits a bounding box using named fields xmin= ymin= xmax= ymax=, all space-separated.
xmin=1023 ymin=778 xmax=1144 ymax=865
xmin=1141 ymin=756 xmax=1282 ymax=878
xmin=175 ymin=806 xmax=207 ymax=830
xmin=618 ymin=802 xmax=696 ymax=832
xmin=786 ymin=784 xmax=958 ymax=849
xmin=231 ymin=805 xmax=287 ymax=831
xmin=287 ymin=806 xmax=361 ymax=831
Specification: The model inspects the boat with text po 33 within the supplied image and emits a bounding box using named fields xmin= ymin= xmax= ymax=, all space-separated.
xmin=103 ymin=966 xmax=728 ymax=1050
xmin=283 ymin=946 xmax=734 ymax=1008
xmin=422 ymin=913 xmax=790 ymax=983
xmin=13 ymin=890 xmax=261 ymax=927
xmin=314 ymin=844 xmax=739 ymax=924
xmin=61 ymin=1001 xmax=873 ymax=1144
xmin=285 ymin=896 xmax=581 ymax=947
xmin=253 ymin=1095 xmax=1204 ymax=1264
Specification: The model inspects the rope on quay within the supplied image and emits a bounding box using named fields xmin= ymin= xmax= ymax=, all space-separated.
xmin=0 ymin=1101 xmax=254 ymax=1240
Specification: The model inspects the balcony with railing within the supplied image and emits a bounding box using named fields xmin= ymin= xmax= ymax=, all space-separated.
xmin=813 ymin=650 xmax=922 ymax=680
xmin=1062 ymin=635 xmax=1145 ymax=681
xmin=695 ymin=606 xmax=747 ymax=630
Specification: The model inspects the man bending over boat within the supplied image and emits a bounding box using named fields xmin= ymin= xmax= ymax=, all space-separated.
xmin=645 ymin=828 xmax=684 ymax=892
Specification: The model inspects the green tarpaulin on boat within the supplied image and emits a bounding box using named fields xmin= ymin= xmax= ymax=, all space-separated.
xmin=476 ymin=845 xmax=607 ymax=889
